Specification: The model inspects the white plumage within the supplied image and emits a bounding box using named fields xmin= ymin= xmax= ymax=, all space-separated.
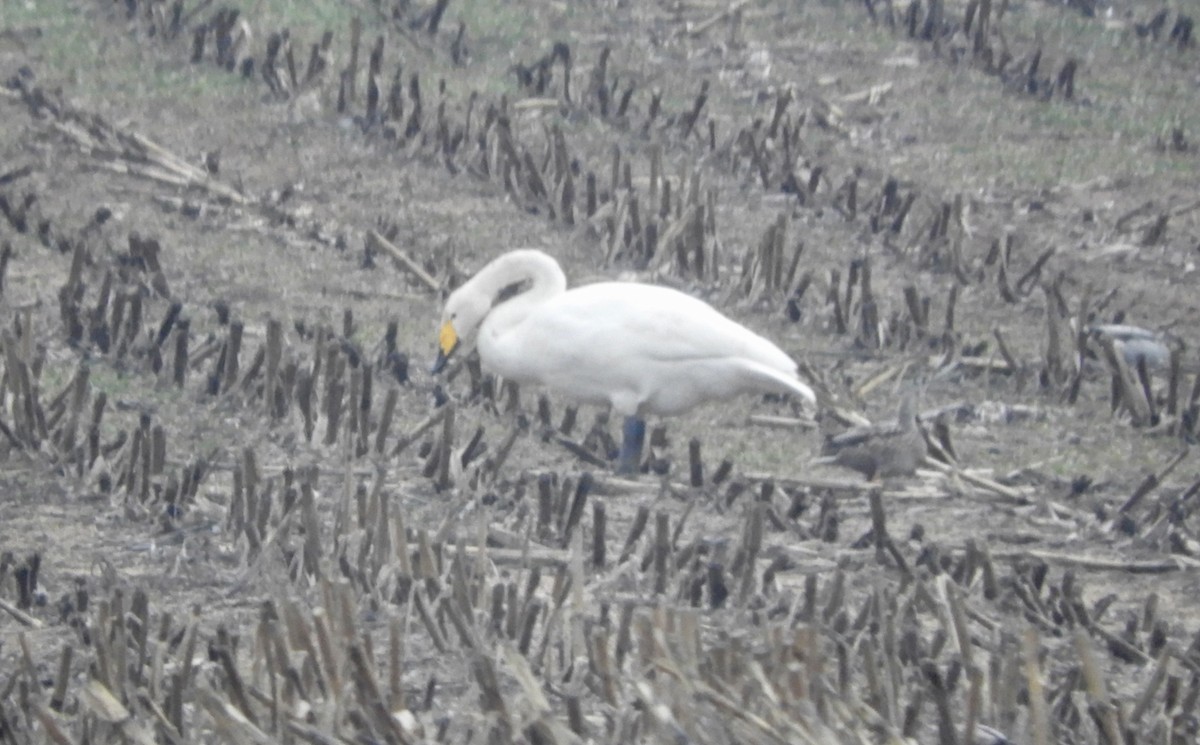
xmin=433 ymin=249 xmax=816 ymax=472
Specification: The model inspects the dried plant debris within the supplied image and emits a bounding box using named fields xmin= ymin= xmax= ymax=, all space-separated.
xmin=2 ymin=2 xmax=1200 ymax=745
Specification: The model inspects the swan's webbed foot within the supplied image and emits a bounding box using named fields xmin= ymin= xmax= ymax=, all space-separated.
xmin=615 ymin=416 xmax=646 ymax=475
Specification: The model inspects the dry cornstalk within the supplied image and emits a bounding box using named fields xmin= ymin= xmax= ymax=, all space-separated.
xmin=682 ymin=0 xmax=752 ymax=37
xmin=366 ymin=230 xmax=439 ymax=292
xmin=0 ymin=597 xmax=43 ymax=628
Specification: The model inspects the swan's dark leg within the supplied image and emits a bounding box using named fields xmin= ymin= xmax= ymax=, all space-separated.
xmin=616 ymin=416 xmax=645 ymax=475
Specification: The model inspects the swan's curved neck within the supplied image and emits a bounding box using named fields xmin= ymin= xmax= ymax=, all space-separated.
xmin=471 ymin=249 xmax=567 ymax=332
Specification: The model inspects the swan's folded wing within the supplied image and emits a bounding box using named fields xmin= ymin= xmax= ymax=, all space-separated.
xmin=542 ymin=283 xmax=796 ymax=368
xmin=518 ymin=282 xmax=815 ymax=410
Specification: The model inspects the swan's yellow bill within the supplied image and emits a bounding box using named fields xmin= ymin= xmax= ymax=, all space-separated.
xmin=439 ymin=321 xmax=459 ymax=357
xmin=431 ymin=321 xmax=460 ymax=374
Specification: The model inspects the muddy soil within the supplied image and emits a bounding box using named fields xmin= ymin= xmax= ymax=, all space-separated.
xmin=1 ymin=1 xmax=1199 ymax=743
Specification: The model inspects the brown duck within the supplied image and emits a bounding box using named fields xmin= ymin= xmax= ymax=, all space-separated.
xmin=816 ymin=389 xmax=926 ymax=480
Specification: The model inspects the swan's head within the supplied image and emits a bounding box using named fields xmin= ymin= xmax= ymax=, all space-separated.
xmin=431 ymin=285 xmax=491 ymax=374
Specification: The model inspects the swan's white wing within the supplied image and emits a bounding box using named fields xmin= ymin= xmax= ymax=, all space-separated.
xmin=491 ymin=282 xmax=813 ymax=415
xmin=543 ymin=283 xmax=776 ymax=355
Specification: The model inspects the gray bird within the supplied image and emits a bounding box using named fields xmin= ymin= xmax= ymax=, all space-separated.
xmin=1086 ymin=324 xmax=1172 ymax=371
xmin=815 ymin=387 xmax=926 ymax=480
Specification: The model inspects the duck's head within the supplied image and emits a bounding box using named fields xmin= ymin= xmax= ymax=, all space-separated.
xmin=431 ymin=285 xmax=490 ymax=374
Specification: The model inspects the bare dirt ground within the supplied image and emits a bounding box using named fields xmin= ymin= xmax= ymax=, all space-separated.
xmin=1 ymin=0 xmax=1199 ymax=743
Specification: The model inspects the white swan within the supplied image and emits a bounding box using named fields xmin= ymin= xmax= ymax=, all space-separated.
xmin=433 ymin=249 xmax=817 ymax=473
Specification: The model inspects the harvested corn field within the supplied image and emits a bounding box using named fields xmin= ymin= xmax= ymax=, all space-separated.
xmin=1 ymin=1 xmax=1199 ymax=743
